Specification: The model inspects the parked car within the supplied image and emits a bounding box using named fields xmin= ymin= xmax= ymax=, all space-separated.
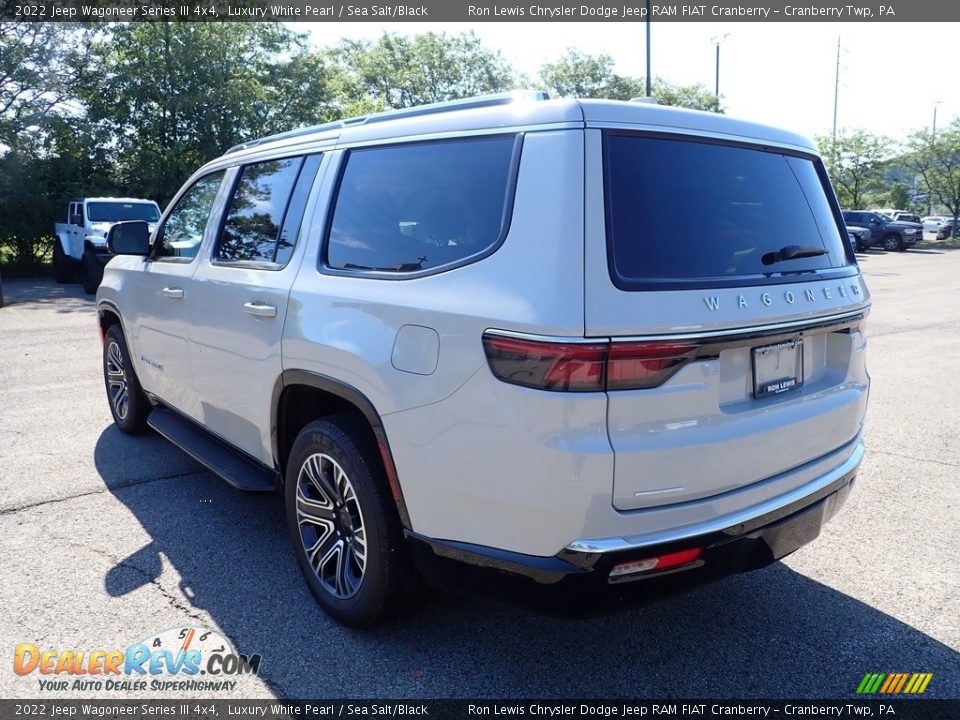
xmin=937 ymin=218 xmax=957 ymax=240
xmin=891 ymin=212 xmax=922 ymax=225
xmin=54 ymin=197 xmax=162 ymax=293
xmin=921 ymin=215 xmax=950 ymax=233
xmin=846 ymin=225 xmax=871 ymax=252
xmin=97 ymin=93 xmax=870 ymax=627
xmin=841 ymin=210 xmax=922 ymax=251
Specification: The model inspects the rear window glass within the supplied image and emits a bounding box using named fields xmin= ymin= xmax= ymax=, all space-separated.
xmin=604 ymin=134 xmax=851 ymax=289
xmin=325 ymin=136 xmax=518 ymax=275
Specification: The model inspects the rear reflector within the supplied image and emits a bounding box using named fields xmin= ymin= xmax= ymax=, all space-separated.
xmin=482 ymin=332 xmax=698 ymax=392
xmin=608 ymin=547 xmax=702 ymax=581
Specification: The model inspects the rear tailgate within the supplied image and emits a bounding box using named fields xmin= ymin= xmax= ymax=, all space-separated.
xmin=583 ymin=127 xmax=870 ymax=511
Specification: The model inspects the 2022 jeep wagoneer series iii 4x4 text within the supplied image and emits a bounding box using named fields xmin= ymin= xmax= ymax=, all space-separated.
xmin=97 ymin=93 xmax=870 ymax=626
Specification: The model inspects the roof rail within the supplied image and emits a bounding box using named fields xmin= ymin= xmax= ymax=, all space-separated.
xmin=225 ymin=90 xmax=550 ymax=155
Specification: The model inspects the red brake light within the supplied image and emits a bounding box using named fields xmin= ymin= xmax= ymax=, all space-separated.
xmin=482 ymin=333 xmax=699 ymax=392
xmin=606 ymin=341 xmax=699 ymax=390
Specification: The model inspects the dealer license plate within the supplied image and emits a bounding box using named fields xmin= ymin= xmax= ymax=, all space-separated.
xmin=752 ymin=339 xmax=803 ymax=399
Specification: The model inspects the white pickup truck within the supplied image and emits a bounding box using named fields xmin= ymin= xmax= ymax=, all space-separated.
xmin=54 ymin=197 xmax=161 ymax=293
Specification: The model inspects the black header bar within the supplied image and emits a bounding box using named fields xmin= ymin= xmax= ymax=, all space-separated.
xmin=2 ymin=0 xmax=958 ymax=22
xmin=0 ymin=699 xmax=957 ymax=720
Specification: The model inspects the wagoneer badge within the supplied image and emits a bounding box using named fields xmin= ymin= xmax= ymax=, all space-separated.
xmin=703 ymin=282 xmax=862 ymax=311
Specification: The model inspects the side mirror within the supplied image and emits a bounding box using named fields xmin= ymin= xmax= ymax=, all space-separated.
xmin=70 ymin=214 xmax=83 ymax=226
xmin=107 ymin=221 xmax=151 ymax=256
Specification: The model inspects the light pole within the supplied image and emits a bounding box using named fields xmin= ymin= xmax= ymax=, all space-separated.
xmin=832 ymin=36 xmax=841 ymax=155
xmin=929 ymin=100 xmax=942 ymax=215
xmin=645 ymin=0 xmax=652 ymax=97
xmin=711 ymin=34 xmax=729 ymax=112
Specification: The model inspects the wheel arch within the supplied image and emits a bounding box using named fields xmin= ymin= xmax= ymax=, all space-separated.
xmin=97 ymin=301 xmax=123 ymax=341
xmin=272 ymin=370 xmax=411 ymax=530
xmin=54 ymin=233 xmax=72 ymax=255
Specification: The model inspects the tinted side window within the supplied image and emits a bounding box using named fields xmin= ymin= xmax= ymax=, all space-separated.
xmin=326 ymin=136 xmax=518 ymax=274
xmin=276 ymin=155 xmax=322 ymax=266
xmin=604 ymin=134 xmax=851 ymax=289
xmin=217 ymin=157 xmax=305 ymax=264
xmin=156 ymin=172 xmax=226 ymax=259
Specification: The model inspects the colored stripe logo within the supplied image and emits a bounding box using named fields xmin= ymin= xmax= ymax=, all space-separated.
xmin=857 ymin=673 xmax=933 ymax=694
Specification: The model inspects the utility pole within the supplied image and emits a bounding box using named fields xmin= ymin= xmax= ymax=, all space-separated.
xmin=645 ymin=0 xmax=652 ymax=97
xmin=929 ymin=101 xmax=942 ymax=215
xmin=711 ymin=34 xmax=729 ymax=112
xmin=832 ymin=35 xmax=841 ymax=169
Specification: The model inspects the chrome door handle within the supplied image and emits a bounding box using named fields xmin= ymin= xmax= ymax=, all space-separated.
xmin=161 ymin=287 xmax=184 ymax=299
xmin=244 ymin=302 xmax=277 ymax=318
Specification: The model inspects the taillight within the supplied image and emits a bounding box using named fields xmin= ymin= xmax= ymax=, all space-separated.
xmin=481 ymin=334 xmax=607 ymax=392
xmin=482 ymin=332 xmax=699 ymax=392
xmin=606 ymin=341 xmax=699 ymax=390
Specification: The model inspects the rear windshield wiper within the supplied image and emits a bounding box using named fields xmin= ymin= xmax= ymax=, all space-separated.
xmin=761 ymin=245 xmax=828 ymax=266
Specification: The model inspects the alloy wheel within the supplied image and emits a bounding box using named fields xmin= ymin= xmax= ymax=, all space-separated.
xmin=295 ymin=453 xmax=368 ymax=599
xmin=105 ymin=340 xmax=129 ymax=420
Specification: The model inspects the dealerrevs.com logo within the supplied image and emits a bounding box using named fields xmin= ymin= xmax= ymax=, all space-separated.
xmin=13 ymin=626 xmax=262 ymax=693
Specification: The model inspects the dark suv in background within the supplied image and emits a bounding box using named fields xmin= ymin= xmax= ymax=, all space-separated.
xmin=841 ymin=210 xmax=922 ymax=251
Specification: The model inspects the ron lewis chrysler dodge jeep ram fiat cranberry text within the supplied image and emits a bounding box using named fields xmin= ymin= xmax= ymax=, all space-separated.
xmin=96 ymin=93 xmax=870 ymax=627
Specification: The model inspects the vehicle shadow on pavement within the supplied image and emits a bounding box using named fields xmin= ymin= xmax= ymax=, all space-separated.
xmin=95 ymin=427 xmax=960 ymax=700
xmin=1 ymin=279 xmax=94 ymax=312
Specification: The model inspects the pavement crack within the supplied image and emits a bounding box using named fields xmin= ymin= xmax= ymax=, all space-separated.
xmin=867 ymin=449 xmax=960 ymax=469
xmin=869 ymin=320 xmax=960 ymax=338
xmin=0 ymin=469 xmax=208 ymax=516
xmin=65 ymin=539 xmax=208 ymax=623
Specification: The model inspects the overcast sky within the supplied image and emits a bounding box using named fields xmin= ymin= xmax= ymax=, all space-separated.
xmin=300 ymin=22 xmax=957 ymax=147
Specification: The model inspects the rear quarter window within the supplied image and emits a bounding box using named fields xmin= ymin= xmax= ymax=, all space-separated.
xmin=604 ymin=133 xmax=854 ymax=290
xmin=324 ymin=135 xmax=520 ymax=277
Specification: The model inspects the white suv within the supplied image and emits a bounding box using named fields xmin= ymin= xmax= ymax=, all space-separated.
xmin=97 ymin=94 xmax=870 ymax=627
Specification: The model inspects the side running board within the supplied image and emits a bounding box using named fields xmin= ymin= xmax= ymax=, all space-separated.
xmin=148 ymin=407 xmax=278 ymax=492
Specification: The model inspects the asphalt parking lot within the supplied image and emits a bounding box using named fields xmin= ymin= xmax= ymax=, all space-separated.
xmin=1 ymin=246 xmax=958 ymax=700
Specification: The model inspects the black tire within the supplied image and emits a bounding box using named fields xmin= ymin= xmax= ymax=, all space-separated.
xmin=53 ymin=241 xmax=72 ymax=284
xmin=285 ymin=415 xmax=412 ymax=627
xmin=102 ymin=324 xmax=151 ymax=434
xmin=882 ymin=234 xmax=903 ymax=252
xmin=81 ymin=250 xmax=103 ymax=294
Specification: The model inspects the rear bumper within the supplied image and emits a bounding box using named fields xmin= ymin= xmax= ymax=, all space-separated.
xmin=406 ymin=444 xmax=860 ymax=605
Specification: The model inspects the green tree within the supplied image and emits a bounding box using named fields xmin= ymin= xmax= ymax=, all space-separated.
xmin=0 ymin=22 xmax=82 ymax=146
xmin=0 ymin=24 xmax=100 ymax=274
xmin=907 ymin=119 xmax=960 ymax=237
xmin=80 ymin=22 xmax=334 ymax=205
xmin=538 ymin=49 xmax=719 ymax=111
xmin=817 ymin=130 xmax=891 ymax=209
xmin=324 ymin=32 xmax=517 ymax=113
xmin=888 ymin=183 xmax=911 ymax=210
xmin=539 ymin=49 xmax=637 ymax=99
